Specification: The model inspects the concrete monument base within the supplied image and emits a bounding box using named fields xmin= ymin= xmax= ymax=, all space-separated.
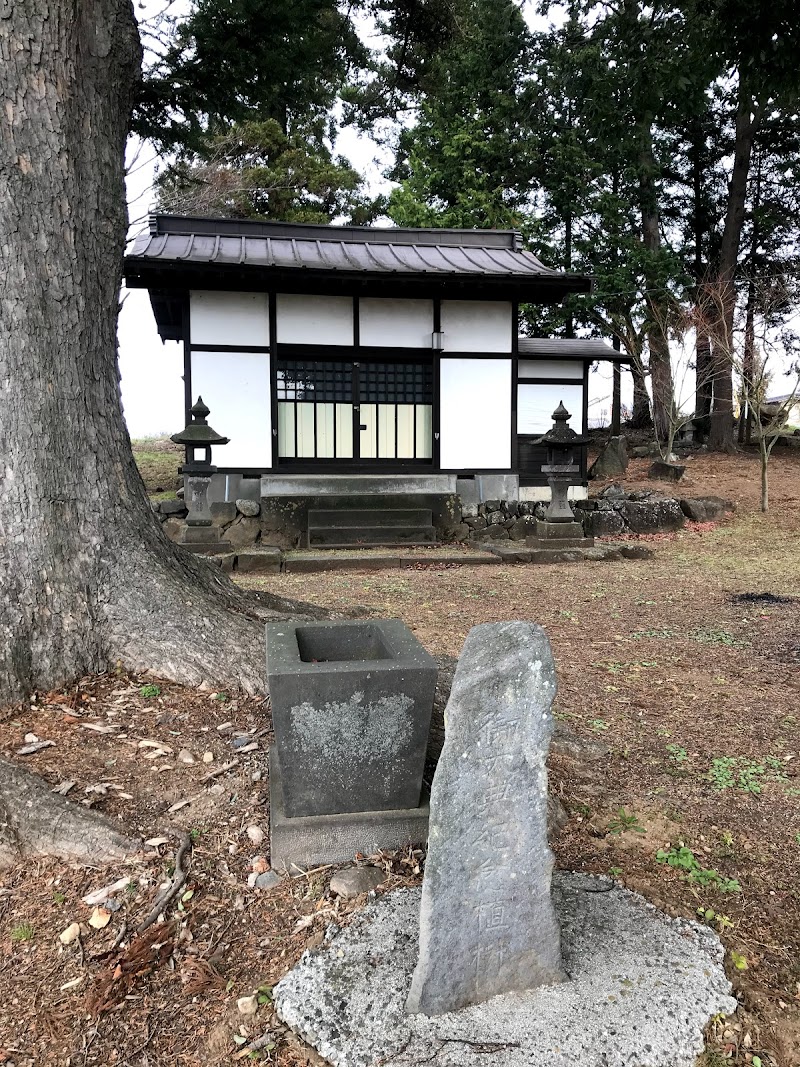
xmin=274 ymin=875 xmax=737 ymax=1067
xmin=269 ymin=750 xmax=430 ymax=871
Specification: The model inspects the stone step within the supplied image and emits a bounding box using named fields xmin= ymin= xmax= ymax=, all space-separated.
xmin=308 ymin=508 xmax=433 ymax=528
xmin=308 ymin=525 xmax=437 ymax=548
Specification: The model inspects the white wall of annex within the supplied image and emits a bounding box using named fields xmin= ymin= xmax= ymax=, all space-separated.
xmin=359 ymin=298 xmax=434 ymax=348
xmin=191 ymin=350 xmax=271 ymax=467
xmin=440 ymin=300 xmax=512 ymax=353
xmin=190 ymin=291 xmax=269 ymax=346
xmin=439 ymin=358 xmax=511 ymax=469
xmin=518 ymin=358 xmax=583 ymax=379
xmin=276 ymin=294 xmax=353 ymax=345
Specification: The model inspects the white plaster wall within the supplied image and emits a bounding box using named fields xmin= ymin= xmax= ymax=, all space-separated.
xmin=440 ymin=300 xmax=512 ymax=353
xmin=359 ymin=298 xmax=434 ymax=348
xmin=190 ymin=291 xmax=269 ymax=346
xmin=439 ymin=358 xmax=511 ymax=469
xmin=518 ymin=358 xmax=583 ymax=379
xmin=191 ymin=350 xmax=271 ymax=467
xmin=276 ymin=294 xmax=353 ymax=345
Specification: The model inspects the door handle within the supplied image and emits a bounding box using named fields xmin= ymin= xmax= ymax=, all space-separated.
xmin=359 ymin=424 xmax=368 ymax=431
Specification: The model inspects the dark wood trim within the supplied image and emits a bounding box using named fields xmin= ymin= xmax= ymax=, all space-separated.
xmin=269 ymin=292 xmax=278 ymax=468
xmin=517 ymin=376 xmax=586 ymax=386
xmin=181 ymin=295 xmax=192 ymax=468
xmin=181 ymin=295 xmax=192 ymax=425
xmin=582 ymin=360 xmax=590 ymax=434
xmin=433 ymin=297 xmax=441 ymax=335
xmin=511 ymin=302 xmax=519 ymax=471
xmin=352 ymin=294 xmax=360 ymax=349
xmin=188 ymin=343 xmax=271 ymax=353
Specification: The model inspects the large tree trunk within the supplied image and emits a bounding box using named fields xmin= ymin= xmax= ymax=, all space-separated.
xmin=637 ymin=118 xmax=674 ymax=441
xmin=708 ymin=75 xmax=761 ymax=451
xmin=0 ymin=2 xmax=311 ymax=705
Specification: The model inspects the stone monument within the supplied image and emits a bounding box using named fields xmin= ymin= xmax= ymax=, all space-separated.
xmin=406 ymin=621 xmax=566 ymax=1015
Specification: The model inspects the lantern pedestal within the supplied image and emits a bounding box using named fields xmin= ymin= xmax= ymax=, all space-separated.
xmin=530 ymin=402 xmax=594 ymax=547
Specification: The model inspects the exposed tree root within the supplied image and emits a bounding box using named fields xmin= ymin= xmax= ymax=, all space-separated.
xmin=0 ymin=758 xmax=141 ymax=869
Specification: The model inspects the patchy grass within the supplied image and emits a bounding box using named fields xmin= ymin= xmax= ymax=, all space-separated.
xmin=132 ymin=435 xmax=181 ymax=496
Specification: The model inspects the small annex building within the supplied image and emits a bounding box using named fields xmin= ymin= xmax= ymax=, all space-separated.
xmin=125 ymin=215 xmax=624 ymax=546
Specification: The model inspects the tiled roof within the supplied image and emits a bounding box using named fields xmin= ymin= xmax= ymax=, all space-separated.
xmin=127 ymin=215 xmax=585 ymax=283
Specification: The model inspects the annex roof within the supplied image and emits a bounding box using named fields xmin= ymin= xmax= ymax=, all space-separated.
xmin=518 ymin=337 xmax=630 ymax=362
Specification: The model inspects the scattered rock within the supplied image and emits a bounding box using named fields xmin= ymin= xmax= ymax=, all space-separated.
xmin=237 ymin=995 xmax=258 ymax=1016
xmin=59 ymin=922 xmax=81 ymax=945
xmin=251 ymin=856 xmax=269 ymax=873
xmin=226 ymin=516 xmax=261 ymax=549
xmin=586 ymin=510 xmax=626 ymax=537
xmin=236 ymin=498 xmax=261 ymax=517
xmin=588 ymin=436 xmax=628 ymax=479
xmin=679 ymin=496 xmax=733 ymax=522
xmin=210 ymin=502 xmax=237 ymax=526
xmin=202 ymin=751 xmax=214 ymax=763
xmin=177 ymin=749 xmax=195 ymax=765
xmin=648 ymin=460 xmax=685 ymax=482
xmin=246 ymin=826 xmax=264 ymax=846
xmin=600 ymin=482 xmax=626 ymax=500
xmin=158 ymin=499 xmax=187 ymax=517
xmin=618 ymin=498 xmax=685 ymax=533
xmin=329 ymin=866 xmax=385 ymax=899
xmin=255 ymin=871 xmax=282 ymax=890
xmin=232 ymin=734 xmax=255 ymax=750
xmin=630 ymin=443 xmax=657 ymax=458
xmin=88 ymin=906 xmax=112 ymax=930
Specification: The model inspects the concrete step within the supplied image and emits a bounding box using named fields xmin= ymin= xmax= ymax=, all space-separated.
xmin=308 ymin=508 xmax=433 ymax=528
xmin=308 ymin=525 xmax=437 ymax=548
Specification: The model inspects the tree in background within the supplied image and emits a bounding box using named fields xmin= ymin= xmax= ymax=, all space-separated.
xmin=138 ymin=0 xmax=377 ymax=222
xmin=385 ymin=0 xmax=536 ymax=229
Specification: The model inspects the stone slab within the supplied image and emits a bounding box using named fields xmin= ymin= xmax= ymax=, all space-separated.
xmin=535 ymin=520 xmax=586 ymax=540
xmin=273 ymin=876 xmax=737 ymax=1067
xmin=265 ymin=620 xmax=436 ymax=818
xmin=236 ymin=549 xmax=282 ymax=574
xmin=269 ymin=748 xmax=429 ymax=871
xmin=179 ymin=540 xmax=233 ymax=555
xmin=407 ymin=622 xmax=564 ymax=1016
xmin=482 ymin=544 xmax=653 ymax=564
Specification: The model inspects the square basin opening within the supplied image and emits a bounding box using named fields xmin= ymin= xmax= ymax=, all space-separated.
xmin=295 ymin=623 xmax=392 ymax=663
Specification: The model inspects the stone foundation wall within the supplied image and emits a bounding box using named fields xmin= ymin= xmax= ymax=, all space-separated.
xmin=154 ymin=487 xmax=734 ymax=549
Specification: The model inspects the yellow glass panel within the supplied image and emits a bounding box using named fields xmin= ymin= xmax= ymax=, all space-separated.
xmin=336 ymin=404 xmax=354 ymax=458
xmin=416 ymin=405 xmax=433 ymax=458
xmin=397 ymin=404 xmax=416 ymax=458
xmin=359 ymin=404 xmax=376 ymax=459
xmin=378 ymin=405 xmax=396 ymax=459
xmin=278 ymin=403 xmax=295 ymax=458
xmin=315 ymin=404 xmax=334 ymax=459
xmin=296 ymin=402 xmax=316 ymax=458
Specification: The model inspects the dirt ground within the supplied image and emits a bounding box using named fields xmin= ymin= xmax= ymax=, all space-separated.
xmin=1 ymin=444 xmax=799 ymax=1067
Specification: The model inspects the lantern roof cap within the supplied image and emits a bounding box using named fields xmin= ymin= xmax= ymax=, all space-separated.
xmin=535 ymin=401 xmax=591 ymax=447
xmin=170 ymin=396 xmax=230 ymax=447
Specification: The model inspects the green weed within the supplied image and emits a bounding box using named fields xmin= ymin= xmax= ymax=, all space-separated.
xmin=11 ymin=923 xmax=34 ymax=942
xmin=608 ymin=808 xmax=645 ymax=835
xmin=666 ymin=743 xmax=688 ymax=763
xmin=139 ymin=684 xmax=161 ymax=699
xmin=656 ymin=845 xmax=740 ymax=892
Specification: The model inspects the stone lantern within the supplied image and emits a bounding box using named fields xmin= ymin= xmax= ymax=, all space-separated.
xmin=170 ymin=397 xmax=231 ymax=553
xmin=534 ymin=401 xmax=592 ymax=543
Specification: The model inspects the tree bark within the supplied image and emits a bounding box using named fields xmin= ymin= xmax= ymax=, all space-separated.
xmin=0 ymin=2 xmax=317 ymax=705
xmin=637 ymin=118 xmax=674 ymax=441
xmin=708 ymin=75 xmax=761 ymax=451
xmin=0 ymin=759 xmax=141 ymax=869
